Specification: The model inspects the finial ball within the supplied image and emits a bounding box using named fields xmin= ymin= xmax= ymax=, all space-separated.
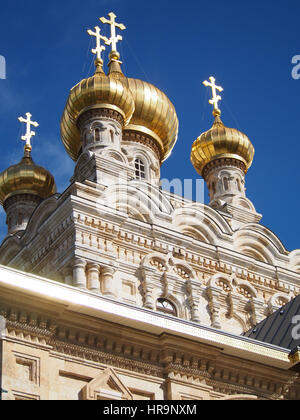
xmin=109 ymin=51 xmax=120 ymax=61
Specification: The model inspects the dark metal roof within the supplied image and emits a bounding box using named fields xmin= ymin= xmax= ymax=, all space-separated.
xmin=243 ymin=295 xmax=300 ymax=351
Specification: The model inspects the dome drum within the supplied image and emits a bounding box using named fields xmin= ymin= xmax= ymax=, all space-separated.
xmin=201 ymin=156 xmax=247 ymax=180
xmin=77 ymin=107 xmax=124 ymax=130
xmin=122 ymin=129 xmax=163 ymax=162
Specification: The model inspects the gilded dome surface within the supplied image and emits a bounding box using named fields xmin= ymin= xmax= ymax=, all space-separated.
xmin=60 ymin=64 xmax=135 ymax=162
xmin=0 ymin=154 xmax=56 ymax=205
xmin=191 ymin=115 xmax=254 ymax=177
xmin=125 ymin=78 xmax=178 ymax=162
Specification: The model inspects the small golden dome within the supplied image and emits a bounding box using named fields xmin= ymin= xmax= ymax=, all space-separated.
xmin=0 ymin=153 xmax=56 ymax=205
xmin=191 ymin=114 xmax=254 ymax=177
xmin=125 ymin=78 xmax=179 ymax=162
xmin=60 ymin=60 xmax=135 ymax=161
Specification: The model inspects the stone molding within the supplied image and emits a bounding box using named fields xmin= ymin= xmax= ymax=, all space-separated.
xmin=1 ymin=300 xmax=298 ymax=400
xmin=77 ymin=108 xmax=124 ymax=129
xmin=202 ymin=158 xmax=246 ymax=180
xmin=122 ymin=130 xmax=162 ymax=162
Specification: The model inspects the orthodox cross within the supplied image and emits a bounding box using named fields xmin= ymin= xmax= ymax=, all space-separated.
xmin=99 ymin=12 xmax=126 ymax=54
xmin=87 ymin=26 xmax=108 ymax=61
xmin=203 ymin=76 xmax=223 ymax=114
xmin=18 ymin=112 xmax=39 ymax=152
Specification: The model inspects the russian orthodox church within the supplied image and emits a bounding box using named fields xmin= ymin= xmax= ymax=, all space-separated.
xmin=0 ymin=13 xmax=299 ymax=400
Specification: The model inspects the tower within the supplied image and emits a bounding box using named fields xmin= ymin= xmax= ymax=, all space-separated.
xmin=191 ymin=77 xmax=261 ymax=229
xmin=61 ymin=14 xmax=178 ymax=188
xmin=0 ymin=113 xmax=56 ymax=235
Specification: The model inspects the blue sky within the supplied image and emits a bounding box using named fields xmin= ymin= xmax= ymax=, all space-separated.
xmin=0 ymin=0 xmax=300 ymax=251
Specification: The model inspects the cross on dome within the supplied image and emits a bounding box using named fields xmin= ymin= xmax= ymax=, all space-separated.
xmin=99 ymin=12 xmax=126 ymax=57
xmin=203 ymin=76 xmax=223 ymax=116
xmin=87 ymin=26 xmax=108 ymax=62
xmin=18 ymin=112 xmax=39 ymax=153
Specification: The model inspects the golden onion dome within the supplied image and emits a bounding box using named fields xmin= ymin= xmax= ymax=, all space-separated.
xmin=60 ymin=58 xmax=135 ymax=161
xmin=125 ymin=78 xmax=179 ymax=162
xmin=191 ymin=113 xmax=254 ymax=177
xmin=0 ymin=151 xmax=56 ymax=205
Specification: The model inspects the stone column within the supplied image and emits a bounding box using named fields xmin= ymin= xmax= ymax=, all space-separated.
xmin=207 ymin=286 xmax=222 ymax=329
xmin=227 ymin=292 xmax=240 ymax=318
xmin=186 ymin=280 xmax=201 ymax=323
xmin=100 ymin=266 xmax=117 ymax=298
xmin=248 ymin=297 xmax=266 ymax=326
xmin=87 ymin=263 xmax=100 ymax=293
xmin=73 ymin=258 xmax=87 ymax=289
xmin=141 ymin=266 xmax=156 ymax=310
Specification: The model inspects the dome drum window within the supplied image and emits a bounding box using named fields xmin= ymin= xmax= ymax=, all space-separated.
xmin=135 ymin=158 xmax=146 ymax=180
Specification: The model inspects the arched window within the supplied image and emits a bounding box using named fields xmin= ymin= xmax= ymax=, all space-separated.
xmin=110 ymin=130 xmax=114 ymax=144
xmin=223 ymin=177 xmax=229 ymax=190
xmin=94 ymin=128 xmax=100 ymax=143
xmin=156 ymin=298 xmax=177 ymax=316
xmin=135 ymin=158 xmax=146 ymax=180
xmin=211 ymin=181 xmax=216 ymax=195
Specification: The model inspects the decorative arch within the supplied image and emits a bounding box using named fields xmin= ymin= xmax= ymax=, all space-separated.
xmin=170 ymin=258 xmax=197 ymax=281
xmin=289 ymin=249 xmax=300 ymax=273
xmin=208 ymin=273 xmax=232 ymax=292
xmin=207 ymin=274 xmax=260 ymax=333
xmin=233 ymin=278 xmax=258 ymax=299
xmin=141 ymin=252 xmax=199 ymax=321
xmin=143 ymin=252 xmax=168 ymax=271
xmin=268 ymin=292 xmax=293 ymax=311
xmin=234 ymin=229 xmax=281 ymax=265
xmin=102 ymin=182 xmax=173 ymax=224
xmin=101 ymin=147 xmax=128 ymax=164
xmin=173 ymin=205 xmax=232 ymax=245
xmin=234 ymin=223 xmax=288 ymax=265
xmin=20 ymin=195 xmax=59 ymax=244
xmin=231 ymin=196 xmax=255 ymax=211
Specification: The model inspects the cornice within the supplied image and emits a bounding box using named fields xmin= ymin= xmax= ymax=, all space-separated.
xmin=0 ymin=267 xmax=291 ymax=370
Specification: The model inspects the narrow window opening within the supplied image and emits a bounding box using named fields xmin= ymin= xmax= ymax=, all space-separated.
xmin=94 ymin=128 xmax=100 ymax=143
xmin=135 ymin=158 xmax=146 ymax=180
xmin=110 ymin=130 xmax=114 ymax=143
xmin=212 ymin=182 xmax=216 ymax=195
xmin=223 ymin=177 xmax=228 ymax=190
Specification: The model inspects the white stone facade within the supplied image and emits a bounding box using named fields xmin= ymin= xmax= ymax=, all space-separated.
xmin=0 ymin=134 xmax=299 ymax=337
